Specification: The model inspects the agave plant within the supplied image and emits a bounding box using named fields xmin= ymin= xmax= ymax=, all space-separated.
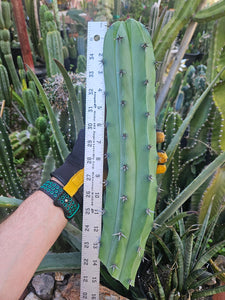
xmin=141 ymin=205 xmax=225 ymax=299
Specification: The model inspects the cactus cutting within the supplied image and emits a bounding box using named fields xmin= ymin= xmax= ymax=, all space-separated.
xmin=99 ymin=18 xmax=164 ymax=288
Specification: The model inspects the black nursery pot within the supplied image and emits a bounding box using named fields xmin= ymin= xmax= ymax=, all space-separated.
xmin=184 ymin=51 xmax=204 ymax=67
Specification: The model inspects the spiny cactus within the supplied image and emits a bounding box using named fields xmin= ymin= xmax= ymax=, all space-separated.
xmin=22 ymin=88 xmax=40 ymax=126
xmin=76 ymin=55 xmax=86 ymax=73
xmin=0 ymin=118 xmax=25 ymax=198
xmin=0 ymin=0 xmax=11 ymax=29
xmin=9 ymin=130 xmax=31 ymax=158
xmin=0 ymin=59 xmax=11 ymax=106
xmin=99 ymin=19 xmax=158 ymax=288
xmin=0 ymin=30 xmax=22 ymax=95
xmin=17 ymin=56 xmax=28 ymax=90
xmin=35 ymin=116 xmax=50 ymax=160
xmin=45 ymin=11 xmax=64 ymax=76
xmin=148 ymin=2 xmax=159 ymax=38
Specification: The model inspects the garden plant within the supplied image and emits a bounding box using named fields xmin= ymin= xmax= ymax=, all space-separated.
xmin=2 ymin=0 xmax=225 ymax=299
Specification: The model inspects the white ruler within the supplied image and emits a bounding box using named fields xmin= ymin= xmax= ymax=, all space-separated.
xmin=80 ymin=21 xmax=107 ymax=300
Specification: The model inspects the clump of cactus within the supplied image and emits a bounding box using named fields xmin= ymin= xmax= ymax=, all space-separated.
xmin=39 ymin=5 xmax=64 ymax=77
xmin=99 ymin=18 xmax=158 ymax=288
xmin=0 ymin=1 xmax=22 ymax=95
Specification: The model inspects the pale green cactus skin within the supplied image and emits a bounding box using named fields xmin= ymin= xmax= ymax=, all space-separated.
xmin=99 ymin=19 xmax=158 ymax=288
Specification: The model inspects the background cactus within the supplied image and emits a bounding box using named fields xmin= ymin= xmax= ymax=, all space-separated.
xmin=0 ymin=118 xmax=25 ymax=198
xmin=99 ymin=18 xmax=158 ymax=288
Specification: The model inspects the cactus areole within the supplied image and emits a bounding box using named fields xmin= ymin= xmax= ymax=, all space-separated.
xmin=99 ymin=19 xmax=158 ymax=288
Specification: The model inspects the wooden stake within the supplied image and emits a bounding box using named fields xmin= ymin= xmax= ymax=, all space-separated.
xmin=0 ymin=100 xmax=6 ymax=118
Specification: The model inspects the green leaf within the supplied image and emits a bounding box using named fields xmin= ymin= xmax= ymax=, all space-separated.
xmin=63 ymin=222 xmax=82 ymax=251
xmin=191 ymin=204 xmax=212 ymax=267
xmin=194 ymin=239 xmax=225 ymax=271
xmin=26 ymin=65 xmax=69 ymax=160
xmin=183 ymin=234 xmax=194 ymax=282
xmin=54 ymin=59 xmax=84 ymax=140
xmin=0 ymin=196 xmax=22 ymax=207
xmin=191 ymin=283 xmax=225 ymax=299
xmin=172 ymin=229 xmax=184 ymax=291
xmin=36 ymin=252 xmax=81 ymax=273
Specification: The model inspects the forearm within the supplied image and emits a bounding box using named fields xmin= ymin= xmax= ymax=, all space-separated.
xmin=0 ymin=187 xmax=67 ymax=300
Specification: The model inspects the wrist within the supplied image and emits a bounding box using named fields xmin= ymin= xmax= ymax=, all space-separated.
xmin=39 ymin=180 xmax=80 ymax=220
xmin=51 ymin=177 xmax=64 ymax=187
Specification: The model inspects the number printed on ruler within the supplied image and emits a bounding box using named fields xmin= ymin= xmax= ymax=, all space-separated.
xmin=80 ymin=22 xmax=107 ymax=300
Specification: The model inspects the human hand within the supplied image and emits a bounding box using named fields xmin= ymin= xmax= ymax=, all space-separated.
xmin=51 ymin=129 xmax=85 ymax=186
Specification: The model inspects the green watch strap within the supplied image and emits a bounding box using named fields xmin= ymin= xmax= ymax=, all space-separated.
xmin=39 ymin=180 xmax=79 ymax=220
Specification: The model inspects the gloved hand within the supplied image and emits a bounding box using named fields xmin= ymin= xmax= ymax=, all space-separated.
xmin=51 ymin=129 xmax=85 ymax=186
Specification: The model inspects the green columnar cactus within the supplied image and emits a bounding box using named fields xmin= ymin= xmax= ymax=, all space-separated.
xmin=17 ymin=56 xmax=27 ymax=90
xmin=206 ymin=16 xmax=225 ymax=152
xmin=35 ymin=116 xmax=50 ymax=160
xmin=0 ymin=28 xmax=22 ymax=95
xmin=39 ymin=4 xmax=49 ymax=70
xmin=148 ymin=2 xmax=159 ymax=38
xmin=0 ymin=118 xmax=25 ymax=198
xmin=68 ymin=37 xmax=77 ymax=59
xmin=45 ymin=11 xmax=64 ymax=76
xmin=1 ymin=0 xmax=11 ymax=29
xmin=159 ymin=112 xmax=182 ymax=211
xmin=24 ymin=0 xmax=40 ymax=55
xmin=0 ymin=59 xmax=11 ymax=106
xmin=99 ymin=19 xmax=158 ymax=288
xmin=76 ymin=55 xmax=86 ymax=73
xmin=22 ymin=89 xmax=40 ymax=126
xmin=77 ymin=36 xmax=86 ymax=56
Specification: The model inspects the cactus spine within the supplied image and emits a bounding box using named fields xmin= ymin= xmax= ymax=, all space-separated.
xmin=99 ymin=19 xmax=158 ymax=288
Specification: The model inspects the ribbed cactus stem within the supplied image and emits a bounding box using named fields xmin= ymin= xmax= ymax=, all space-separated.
xmin=148 ymin=3 xmax=159 ymax=38
xmin=99 ymin=19 xmax=158 ymax=288
xmin=22 ymin=88 xmax=40 ymax=126
xmin=0 ymin=118 xmax=25 ymax=198
xmin=0 ymin=61 xmax=11 ymax=106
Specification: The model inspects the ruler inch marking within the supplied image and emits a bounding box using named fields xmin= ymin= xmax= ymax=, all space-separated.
xmin=80 ymin=21 xmax=107 ymax=300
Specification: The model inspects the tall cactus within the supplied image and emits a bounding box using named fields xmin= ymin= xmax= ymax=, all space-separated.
xmin=99 ymin=19 xmax=158 ymax=288
xmin=0 ymin=118 xmax=25 ymax=198
xmin=45 ymin=11 xmax=64 ymax=76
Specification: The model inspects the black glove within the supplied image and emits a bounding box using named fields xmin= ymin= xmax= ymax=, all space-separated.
xmin=51 ymin=129 xmax=85 ymax=186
